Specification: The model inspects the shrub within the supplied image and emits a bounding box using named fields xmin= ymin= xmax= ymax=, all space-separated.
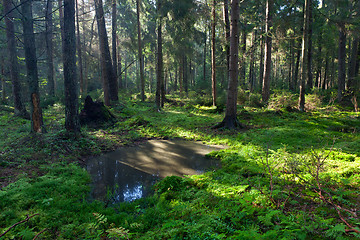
xmin=267 ymin=91 xmax=297 ymax=111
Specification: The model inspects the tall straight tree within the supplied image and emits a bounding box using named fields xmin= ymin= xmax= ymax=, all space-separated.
xmin=75 ymin=0 xmax=84 ymax=95
xmin=94 ymin=0 xmax=118 ymax=105
xmin=261 ymin=0 xmax=273 ymax=103
xmin=3 ymin=0 xmax=28 ymax=117
xmin=337 ymin=23 xmax=346 ymax=102
xmin=215 ymin=0 xmax=243 ymax=129
xmin=211 ymin=0 xmax=217 ymax=107
xmin=21 ymin=0 xmax=44 ymax=133
xmin=136 ymin=0 xmax=145 ymax=101
xmin=45 ymin=0 xmax=55 ymax=97
xmin=156 ymin=0 xmax=163 ymax=109
xmin=63 ymin=0 xmax=80 ymax=132
xmin=112 ymin=0 xmax=118 ymax=86
xmin=223 ymin=0 xmax=230 ymax=75
xmin=298 ymin=0 xmax=310 ymax=111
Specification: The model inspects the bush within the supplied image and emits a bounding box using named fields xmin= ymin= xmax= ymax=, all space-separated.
xmin=305 ymin=93 xmax=322 ymax=111
xmin=267 ymin=91 xmax=297 ymax=111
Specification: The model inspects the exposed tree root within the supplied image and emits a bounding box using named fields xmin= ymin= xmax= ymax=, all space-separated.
xmin=212 ymin=115 xmax=246 ymax=129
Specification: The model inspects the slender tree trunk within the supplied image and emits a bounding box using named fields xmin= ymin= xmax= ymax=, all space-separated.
xmin=306 ymin=2 xmax=313 ymax=90
xmin=348 ymin=37 xmax=359 ymax=92
xmin=94 ymin=0 xmax=118 ymax=105
xmin=249 ymin=30 xmax=256 ymax=92
xmin=215 ymin=0 xmax=243 ymax=129
xmin=156 ymin=4 xmax=163 ymax=109
xmin=261 ymin=0 xmax=273 ymax=103
xmin=240 ymin=26 xmax=246 ymax=87
xmin=289 ymin=37 xmax=295 ymax=91
xmin=136 ymin=0 xmax=145 ymax=101
xmin=183 ymin=55 xmax=188 ymax=95
xmin=223 ymin=0 xmax=230 ymax=78
xmin=117 ymin=36 xmax=122 ymax=89
xmin=299 ymin=0 xmax=310 ymax=112
xmin=316 ymin=29 xmax=323 ymax=89
xmin=75 ymin=0 xmax=84 ymax=96
xmin=179 ymin=61 xmax=183 ymax=96
xmin=1 ymin=63 xmax=5 ymax=102
xmin=21 ymin=0 xmax=44 ymax=133
xmin=3 ymin=0 xmax=27 ymax=117
xmin=112 ymin=0 xmax=118 ymax=87
xmin=82 ymin=0 xmax=88 ymax=95
xmin=203 ymin=31 xmax=207 ymax=83
xmin=294 ymin=45 xmax=301 ymax=90
xmin=259 ymin=31 xmax=264 ymax=91
xmin=211 ymin=0 xmax=217 ymax=106
xmin=63 ymin=0 xmax=80 ymax=132
xmin=337 ymin=24 xmax=346 ymax=102
xmin=45 ymin=0 xmax=55 ymax=97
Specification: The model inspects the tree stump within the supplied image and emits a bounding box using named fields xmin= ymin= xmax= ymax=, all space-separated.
xmin=79 ymin=96 xmax=115 ymax=126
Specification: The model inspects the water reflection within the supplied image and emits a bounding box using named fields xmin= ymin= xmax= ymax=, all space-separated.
xmin=87 ymin=140 xmax=224 ymax=203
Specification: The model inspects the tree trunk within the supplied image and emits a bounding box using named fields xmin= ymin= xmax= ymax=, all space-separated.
xmin=136 ymin=0 xmax=145 ymax=101
xmin=63 ymin=0 xmax=80 ymax=132
xmin=117 ymin=36 xmax=122 ymax=89
xmin=337 ymin=24 xmax=346 ymax=102
xmin=1 ymin=62 xmax=5 ymax=102
xmin=75 ymin=0 xmax=84 ymax=95
xmin=94 ymin=0 xmax=118 ymax=105
xmin=240 ymin=25 xmax=246 ymax=87
xmin=259 ymin=31 xmax=264 ymax=92
xmin=261 ymin=0 xmax=273 ymax=103
xmin=183 ymin=55 xmax=188 ymax=95
xmin=156 ymin=4 xmax=163 ymax=109
xmin=215 ymin=0 xmax=243 ymax=129
xmin=203 ymin=30 xmax=207 ymax=84
xmin=348 ymin=37 xmax=359 ymax=92
xmin=249 ymin=30 xmax=256 ymax=92
xmin=21 ymin=0 xmax=44 ymax=133
xmin=45 ymin=0 xmax=55 ymax=97
xmin=306 ymin=2 xmax=313 ymax=90
xmin=112 ymin=0 xmax=118 ymax=88
xmin=3 ymin=0 xmax=28 ymax=117
xmin=299 ymin=0 xmax=310 ymax=112
xmin=223 ymin=0 xmax=230 ymax=78
xmin=211 ymin=0 xmax=217 ymax=106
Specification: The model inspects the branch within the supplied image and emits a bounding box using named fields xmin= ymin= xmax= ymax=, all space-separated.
xmin=33 ymin=228 xmax=47 ymax=240
xmin=0 ymin=213 xmax=39 ymax=237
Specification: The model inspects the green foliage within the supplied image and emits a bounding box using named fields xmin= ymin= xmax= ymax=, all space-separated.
xmin=1 ymin=93 xmax=359 ymax=239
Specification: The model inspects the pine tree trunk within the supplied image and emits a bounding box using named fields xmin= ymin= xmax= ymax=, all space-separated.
xmin=337 ymin=24 xmax=346 ymax=102
xmin=21 ymin=0 xmax=44 ymax=133
xmin=299 ymin=0 xmax=310 ymax=112
xmin=63 ymin=0 xmax=80 ymax=132
xmin=75 ymin=0 xmax=84 ymax=96
xmin=3 ymin=0 xmax=28 ymax=117
xmin=94 ymin=0 xmax=118 ymax=105
xmin=117 ymin=36 xmax=122 ymax=89
xmin=240 ymin=26 xmax=246 ymax=87
xmin=215 ymin=0 xmax=243 ymax=129
xmin=156 ymin=6 xmax=163 ymax=109
xmin=112 ymin=0 xmax=118 ymax=87
xmin=261 ymin=0 xmax=273 ymax=103
xmin=348 ymin=37 xmax=359 ymax=92
xmin=46 ymin=0 xmax=55 ymax=97
xmin=136 ymin=0 xmax=145 ymax=101
xmin=223 ymin=0 xmax=230 ymax=79
xmin=306 ymin=2 xmax=313 ymax=90
xmin=249 ymin=30 xmax=256 ymax=92
xmin=211 ymin=0 xmax=217 ymax=106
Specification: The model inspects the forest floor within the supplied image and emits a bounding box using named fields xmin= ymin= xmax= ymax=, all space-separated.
xmin=0 ymin=91 xmax=360 ymax=239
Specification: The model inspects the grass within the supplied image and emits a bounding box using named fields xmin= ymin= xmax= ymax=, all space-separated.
xmin=0 ymin=92 xmax=359 ymax=239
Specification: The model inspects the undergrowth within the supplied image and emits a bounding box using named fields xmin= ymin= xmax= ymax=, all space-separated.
xmin=0 ymin=91 xmax=359 ymax=239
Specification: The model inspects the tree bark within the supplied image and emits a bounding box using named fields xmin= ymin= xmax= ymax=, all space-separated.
xmin=63 ymin=0 xmax=80 ymax=132
xmin=299 ymin=0 xmax=310 ymax=112
xmin=211 ymin=0 xmax=217 ymax=106
xmin=156 ymin=2 xmax=163 ymax=109
xmin=240 ymin=25 xmax=246 ymax=87
xmin=249 ymin=30 xmax=256 ymax=92
xmin=348 ymin=37 xmax=359 ymax=93
xmin=117 ymin=36 xmax=122 ymax=89
xmin=75 ymin=0 xmax=84 ymax=95
xmin=215 ymin=0 xmax=243 ymax=129
xmin=21 ymin=0 xmax=44 ymax=132
xmin=306 ymin=2 xmax=313 ymax=90
xmin=112 ymin=0 xmax=118 ymax=88
xmin=337 ymin=24 xmax=346 ymax=102
xmin=94 ymin=0 xmax=118 ymax=105
xmin=223 ymin=0 xmax=230 ymax=78
xmin=3 ymin=0 xmax=28 ymax=117
xmin=261 ymin=0 xmax=273 ymax=103
xmin=136 ymin=0 xmax=145 ymax=101
xmin=45 ymin=0 xmax=55 ymax=97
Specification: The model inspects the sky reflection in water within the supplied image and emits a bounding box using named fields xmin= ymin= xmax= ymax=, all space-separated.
xmin=86 ymin=140 xmax=224 ymax=203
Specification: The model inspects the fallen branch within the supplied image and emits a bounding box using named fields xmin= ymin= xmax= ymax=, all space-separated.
xmin=33 ymin=228 xmax=47 ymax=240
xmin=0 ymin=213 xmax=39 ymax=237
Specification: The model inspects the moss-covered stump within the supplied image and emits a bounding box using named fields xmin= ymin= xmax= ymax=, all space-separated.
xmin=79 ymin=96 xmax=115 ymax=126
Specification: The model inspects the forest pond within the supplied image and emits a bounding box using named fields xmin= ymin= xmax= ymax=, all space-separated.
xmin=86 ymin=139 xmax=224 ymax=203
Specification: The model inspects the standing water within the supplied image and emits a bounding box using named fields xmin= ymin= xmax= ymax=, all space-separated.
xmin=86 ymin=139 xmax=224 ymax=203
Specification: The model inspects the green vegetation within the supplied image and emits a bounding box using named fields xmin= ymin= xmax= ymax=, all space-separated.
xmin=1 ymin=92 xmax=359 ymax=239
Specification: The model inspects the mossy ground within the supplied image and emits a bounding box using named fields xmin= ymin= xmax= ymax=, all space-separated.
xmin=0 ymin=92 xmax=359 ymax=239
